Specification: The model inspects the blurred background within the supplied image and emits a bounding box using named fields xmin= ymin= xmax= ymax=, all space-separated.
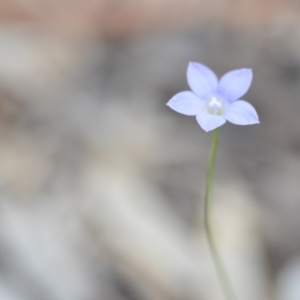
xmin=0 ymin=0 xmax=300 ymax=300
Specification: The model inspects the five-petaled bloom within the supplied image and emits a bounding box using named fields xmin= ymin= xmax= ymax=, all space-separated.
xmin=167 ymin=62 xmax=259 ymax=132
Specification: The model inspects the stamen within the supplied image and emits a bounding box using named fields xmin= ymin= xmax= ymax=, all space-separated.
xmin=209 ymin=97 xmax=222 ymax=108
xmin=206 ymin=96 xmax=224 ymax=115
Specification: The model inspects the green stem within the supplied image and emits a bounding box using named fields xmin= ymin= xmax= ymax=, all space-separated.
xmin=204 ymin=129 xmax=237 ymax=300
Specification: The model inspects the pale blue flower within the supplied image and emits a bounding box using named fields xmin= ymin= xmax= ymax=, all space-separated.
xmin=167 ymin=62 xmax=259 ymax=132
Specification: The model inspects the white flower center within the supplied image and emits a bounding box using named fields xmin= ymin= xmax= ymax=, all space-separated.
xmin=206 ymin=96 xmax=225 ymax=115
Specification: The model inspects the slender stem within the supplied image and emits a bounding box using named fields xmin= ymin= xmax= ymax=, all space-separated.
xmin=204 ymin=129 xmax=237 ymax=300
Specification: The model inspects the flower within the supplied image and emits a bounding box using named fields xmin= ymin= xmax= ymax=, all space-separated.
xmin=166 ymin=62 xmax=259 ymax=132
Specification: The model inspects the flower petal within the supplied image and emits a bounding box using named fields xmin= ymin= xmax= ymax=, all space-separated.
xmin=224 ymin=100 xmax=259 ymax=125
xmin=166 ymin=91 xmax=203 ymax=116
xmin=196 ymin=111 xmax=226 ymax=132
xmin=187 ymin=62 xmax=218 ymax=98
xmin=218 ymin=69 xmax=253 ymax=101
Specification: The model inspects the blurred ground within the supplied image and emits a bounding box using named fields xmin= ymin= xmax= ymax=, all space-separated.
xmin=0 ymin=1 xmax=299 ymax=300
xmin=1 ymin=0 xmax=300 ymax=35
